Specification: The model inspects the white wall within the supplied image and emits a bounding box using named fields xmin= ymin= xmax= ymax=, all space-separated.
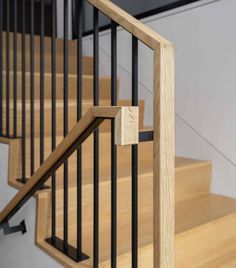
xmin=0 ymin=144 xmax=63 ymax=268
xmin=83 ymin=0 xmax=236 ymax=198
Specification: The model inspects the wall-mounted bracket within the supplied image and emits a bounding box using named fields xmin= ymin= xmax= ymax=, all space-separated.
xmin=0 ymin=220 xmax=27 ymax=235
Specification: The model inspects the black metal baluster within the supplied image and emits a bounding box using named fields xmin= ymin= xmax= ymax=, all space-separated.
xmin=51 ymin=0 xmax=57 ymax=243
xmin=30 ymin=0 xmax=35 ymax=176
xmin=21 ymin=0 xmax=26 ymax=182
xmin=6 ymin=0 xmax=10 ymax=137
xmin=0 ymin=0 xmax=2 ymax=136
xmin=111 ymin=20 xmax=117 ymax=268
xmin=63 ymin=0 xmax=69 ymax=251
xmin=13 ymin=0 xmax=17 ymax=138
xmin=93 ymin=7 xmax=99 ymax=268
xmin=77 ymin=0 xmax=83 ymax=259
xmin=132 ymin=36 xmax=138 ymax=268
xmin=40 ymin=0 xmax=45 ymax=164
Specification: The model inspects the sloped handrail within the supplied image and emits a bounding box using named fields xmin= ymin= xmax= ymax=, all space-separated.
xmin=0 ymin=106 xmax=139 ymax=225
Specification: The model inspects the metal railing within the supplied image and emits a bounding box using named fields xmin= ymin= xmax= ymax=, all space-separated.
xmin=0 ymin=0 xmax=175 ymax=267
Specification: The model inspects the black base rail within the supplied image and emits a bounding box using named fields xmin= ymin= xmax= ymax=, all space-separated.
xmin=46 ymin=237 xmax=89 ymax=263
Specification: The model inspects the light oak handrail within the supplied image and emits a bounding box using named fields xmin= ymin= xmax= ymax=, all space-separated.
xmin=88 ymin=0 xmax=172 ymax=49
xmin=0 ymin=106 xmax=139 ymax=224
xmin=86 ymin=1 xmax=175 ymax=267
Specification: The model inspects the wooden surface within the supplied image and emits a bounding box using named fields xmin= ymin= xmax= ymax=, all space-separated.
xmin=153 ymin=44 xmax=175 ymax=267
xmin=99 ymin=196 xmax=236 ymax=268
xmin=2 ymin=51 xmax=93 ymax=75
xmin=2 ymin=99 xmax=145 ymax=137
xmin=20 ymin=132 xmax=150 ymax=180
xmin=0 ymin=106 xmax=139 ymax=223
xmin=4 ymin=131 xmax=235 ymax=268
xmin=88 ymin=0 xmax=172 ymax=49
xmin=2 ymin=71 xmax=115 ymax=100
xmin=38 ymin=190 xmax=236 ymax=268
xmin=40 ymin=158 xmax=211 ymax=268
xmin=2 ymin=32 xmax=90 ymax=74
xmin=2 ymin=31 xmax=78 ymax=56
xmin=0 ymin=137 xmax=21 ymax=185
xmin=36 ymin=191 xmax=90 ymax=268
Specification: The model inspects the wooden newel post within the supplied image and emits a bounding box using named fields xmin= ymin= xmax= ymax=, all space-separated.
xmin=153 ymin=43 xmax=175 ymax=268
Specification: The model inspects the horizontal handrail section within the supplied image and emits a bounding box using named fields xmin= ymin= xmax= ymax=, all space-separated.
xmin=87 ymin=0 xmax=172 ymax=49
xmin=0 ymin=106 xmax=139 ymax=225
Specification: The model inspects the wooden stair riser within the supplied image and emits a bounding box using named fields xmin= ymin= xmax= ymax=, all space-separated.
xmin=175 ymin=164 xmax=211 ymax=202
xmin=19 ymin=137 xmax=153 ymax=181
xmin=2 ymin=32 xmax=78 ymax=58
xmin=99 ymin=212 xmax=236 ymax=268
xmin=2 ymin=51 xmax=93 ymax=75
xmin=2 ymin=32 xmax=90 ymax=74
xmin=2 ymin=72 xmax=116 ymax=100
xmin=16 ymin=128 xmax=211 ymax=202
xmin=2 ymin=100 xmax=144 ymax=137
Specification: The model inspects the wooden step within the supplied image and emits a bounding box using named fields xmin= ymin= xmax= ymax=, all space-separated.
xmin=2 ymin=32 xmax=91 ymax=75
xmin=19 ymin=135 xmax=153 ymax=181
xmin=2 ymin=31 xmax=77 ymax=57
xmin=2 ymin=99 xmax=145 ymax=137
xmin=52 ymin=193 xmax=236 ymax=267
xmin=2 ymin=50 xmax=93 ymax=75
xmin=53 ymin=157 xmax=211 ymax=203
xmin=100 ymin=202 xmax=236 ymax=268
xmin=2 ymin=71 xmax=116 ymax=100
xmin=17 ymin=127 xmax=211 ymax=201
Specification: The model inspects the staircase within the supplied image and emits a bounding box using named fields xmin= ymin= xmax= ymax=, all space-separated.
xmin=1 ymin=1 xmax=236 ymax=268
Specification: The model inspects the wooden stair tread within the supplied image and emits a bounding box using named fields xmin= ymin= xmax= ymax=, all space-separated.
xmin=2 ymin=71 xmax=115 ymax=100
xmin=176 ymin=194 xmax=236 ymax=233
xmin=2 ymin=31 xmax=78 ymax=54
xmin=2 ymin=51 xmax=93 ymax=75
xmin=175 ymin=156 xmax=211 ymax=171
xmin=19 ymin=129 xmax=211 ymax=189
xmin=60 ymin=155 xmax=210 ymax=186
xmin=98 ymin=195 xmax=236 ymax=267
xmin=52 ymin=193 xmax=236 ymax=267
xmin=2 ymin=31 xmax=93 ymax=74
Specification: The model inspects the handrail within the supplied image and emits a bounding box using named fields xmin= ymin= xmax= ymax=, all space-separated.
xmin=86 ymin=1 xmax=175 ymax=267
xmin=87 ymin=0 xmax=172 ymax=49
xmin=0 ymin=106 xmax=139 ymax=224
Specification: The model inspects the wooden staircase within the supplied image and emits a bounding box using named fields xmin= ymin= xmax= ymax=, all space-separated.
xmin=0 ymin=0 xmax=236 ymax=268
xmin=1 ymin=32 xmax=236 ymax=268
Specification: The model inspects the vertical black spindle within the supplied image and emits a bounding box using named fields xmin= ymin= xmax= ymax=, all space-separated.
xmin=30 ymin=0 xmax=35 ymax=176
xmin=0 ymin=0 xmax=2 ymax=136
xmin=93 ymin=7 xmax=99 ymax=268
xmin=21 ymin=0 xmax=26 ymax=182
xmin=6 ymin=0 xmax=10 ymax=137
xmin=51 ymin=0 xmax=57 ymax=243
xmin=76 ymin=0 xmax=83 ymax=259
xmin=40 ymin=0 xmax=45 ymax=164
xmin=63 ymin=0 xmax=69 ymax=252
xmin=13 ymin=0 xmax=17 ymax=138
xmin=111 ymin=20 xmax=117 ymax=268
xmin=132 ymin=36 xmax=138 ymax=268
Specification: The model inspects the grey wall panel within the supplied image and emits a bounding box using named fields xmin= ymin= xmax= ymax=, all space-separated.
xmin=82 ymin=0 xmax=200 ymax=34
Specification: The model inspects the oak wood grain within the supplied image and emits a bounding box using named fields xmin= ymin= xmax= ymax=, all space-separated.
xmin=0 ymin=106 xmax=139 ymax=223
